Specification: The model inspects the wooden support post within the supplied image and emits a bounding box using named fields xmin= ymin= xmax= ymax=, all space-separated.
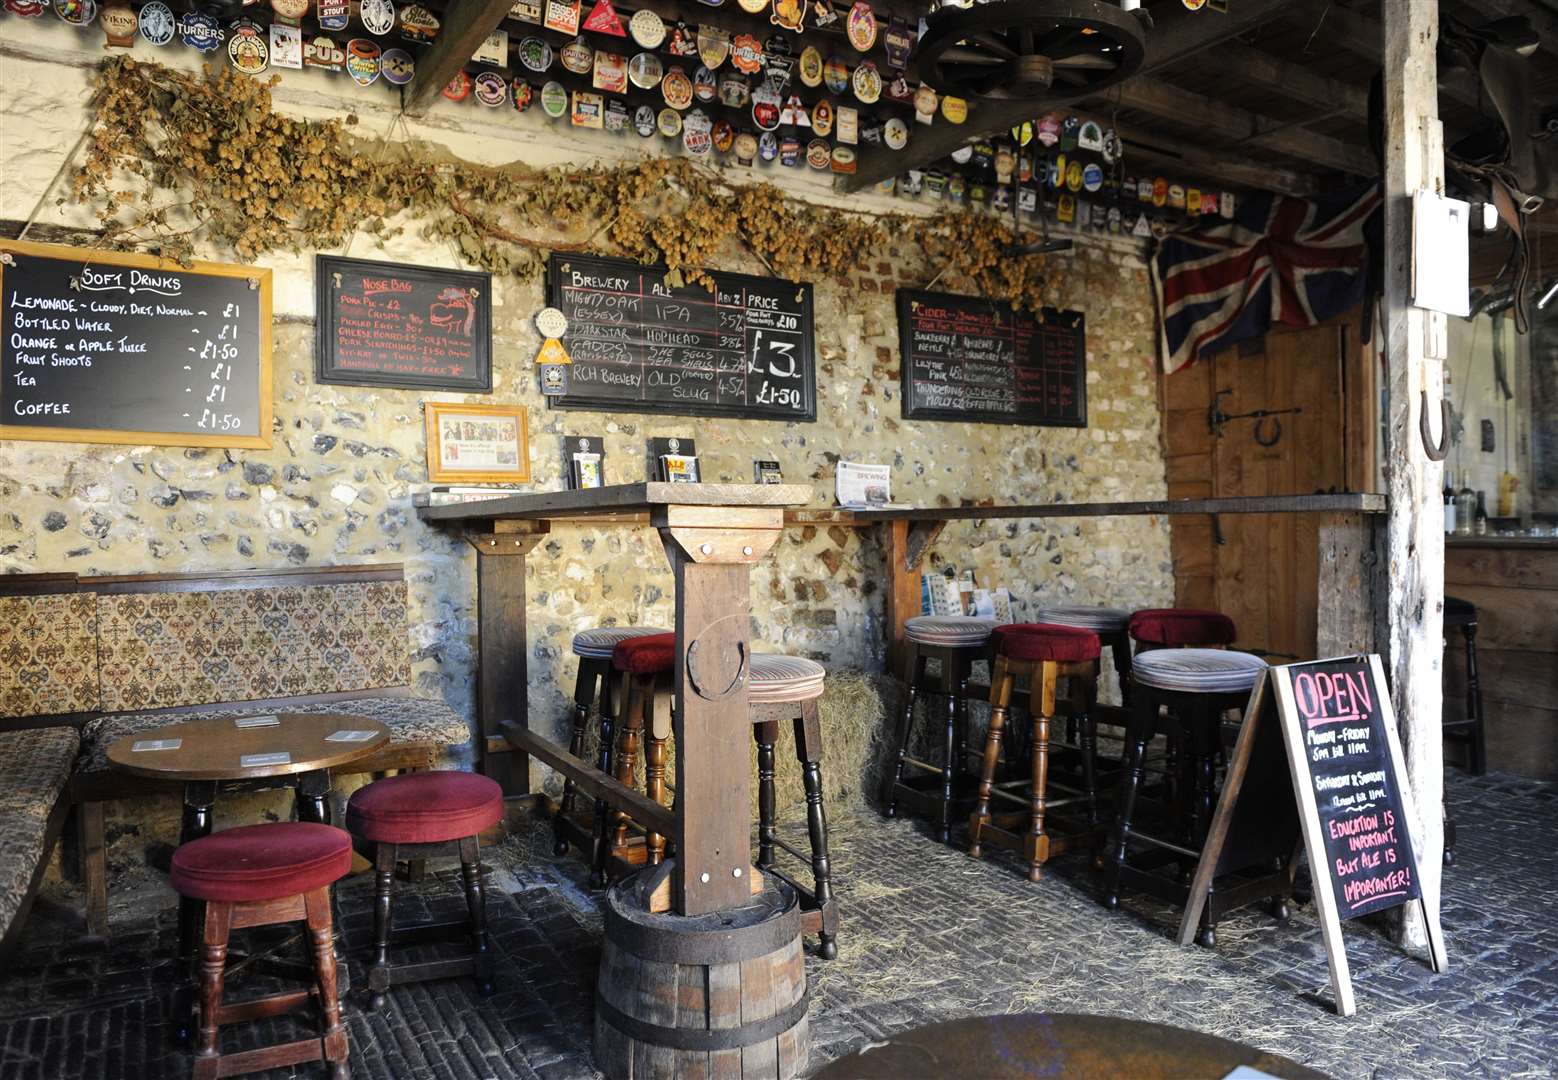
xmin=1381 ymin=0 xmax=1448 ymax=956
xmin=883 ymin=518 xmax=947 ymax=677
xmin=470 ymin=523 xmax=548 ymax=798
xmin=1315 ymin=512 xmax=1385 ymax=657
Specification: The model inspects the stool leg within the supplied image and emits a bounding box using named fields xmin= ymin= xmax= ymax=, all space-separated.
xmin=1463 ymin=623 xmax=1486 ymax=775
xmin=1027 ymin=662 xmax=1057 ymax=883
xmin=795 ymin=700 xmax=837 ymax=960
xmin=556 ymin=660 xmax=601 ymax=855
xmin=756 ymin=719 xmax=780 ymax=871
xmin=644 ymin=730 xmax=670 ymax=866
xmin=368 ymin=842 xmax=396 ymax=1011
xmin=1073 ymin=672 xmax=1099 ymax=827
xmin=191 ymin=902 xmax=232 ymax=1080
xmin=304 ymin=887 xmax=350 ymax=1080
xmin=460 ymin=835 xmax=494 ymax=996
xmin=1111 ymin=634 xmax=1133 ymax=706
xmin=1105 ymin=690 xmax=1155 ymax=909
xmin=956 ymin=656 xmax=972 ymax=780
xmin=589 ymin=671 xmax=621 ymax=887
xmin=939 ymin=654 xmax=959 ymax=844
xmin=611 ymin=676 xmax=647 ymax=857
xmin=884 ymin=645 xmax=924 ymax=815
xmin=969 ymin=655 xmax=1014 ymax=858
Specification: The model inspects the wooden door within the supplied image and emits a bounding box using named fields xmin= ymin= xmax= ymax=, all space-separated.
xmin=1163 ymin=311 xmax=1375 ymax=661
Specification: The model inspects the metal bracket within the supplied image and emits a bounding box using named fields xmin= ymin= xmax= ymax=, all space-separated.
xmin=1208 ymin=389 xmax=1302 ymax=445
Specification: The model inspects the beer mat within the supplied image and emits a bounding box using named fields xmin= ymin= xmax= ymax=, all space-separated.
xmin=325 ymin=729 xmax=378 ymax=743
xmin=131 ymin=738 xmax=182 ymax=752
xmin=235 ymin=715 xmax=281 ymax=728
xmin=240 ymin=751 xmax=291 ymax=768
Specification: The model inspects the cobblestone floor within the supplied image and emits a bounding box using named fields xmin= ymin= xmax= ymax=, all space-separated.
xmin=0 ymin=769 xmax=1553 ymax=1079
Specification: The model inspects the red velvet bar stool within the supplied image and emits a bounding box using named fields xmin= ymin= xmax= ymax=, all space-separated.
xmin=591 ymin=631 xmax=676 ymax=886
xmin=553 ymin=625 xmax=668 ymax=857
xmin=346 ymin=771 xmax=504 ymax=1009
xmin=883 ymin=615 xmax=997 ymax=843
xmin=169 ymin=822 xmax=352 ymax=1080
xmin=1128 ymin=608 xmax=1238 ymax=652
xmin=968 ymin=623 xmax=1101 ymax=881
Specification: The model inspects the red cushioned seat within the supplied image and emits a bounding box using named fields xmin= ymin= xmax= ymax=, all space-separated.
xmin=346 ymin=771 xmax=504 ymax=844
xmin=991 ymin=623 xmax=1101 ymax=662
xmin=613 ymin=632 xmax=675 ymax=675
xmin=1128 ymin=608 xmax=1237 ymax=647
xmin=170 ymin=822 xmax=352 ymax=903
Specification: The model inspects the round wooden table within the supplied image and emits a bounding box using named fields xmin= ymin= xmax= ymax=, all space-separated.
xmin=812 ymin=1013 xmax=1329 ymax=1080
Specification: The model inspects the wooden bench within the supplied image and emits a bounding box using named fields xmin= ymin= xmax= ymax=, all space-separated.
xmin=0 ymin=565 xmax=474 ymax=941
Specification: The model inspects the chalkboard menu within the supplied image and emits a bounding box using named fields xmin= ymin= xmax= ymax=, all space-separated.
xmin=315 ymin=255 xmax=491 ymax=391
xmin=896 ymin=288 xmax=1086 ymax=426
xmin=545 ymin=253 xmax=816 ymax=422
xmin=0 ymin=239 xmax=272 ymax=449
xmin=1283 ymin=658 xmax=1422 ymax=921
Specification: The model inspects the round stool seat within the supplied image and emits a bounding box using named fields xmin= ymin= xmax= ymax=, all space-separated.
xmin=613 ymin=632 xmax=675 ymax=675
xmin=991 ymin=622 xmax=1101 ymax=662
xmin=170 ymin=822 xmax=352 ymax=903
xmin=1032 ymin=606 xmax=1132 ymax=633
xmin=347 ymin=771 xmax=505 ymax=844
xmin=1132 ymin=648 xmax=1267 ymax=694
xmin=1129 ymin=607 xmax=1237 ymax=647
xmin=750 ymin=653 xmax=826 ymax=704
xmin=572 ymin=625 xmax=670 ymax=659
xmin=904 ymin=615 xmax=997 ymax=648
xmin=1444 ymin=595 xmax=1477 ymax=626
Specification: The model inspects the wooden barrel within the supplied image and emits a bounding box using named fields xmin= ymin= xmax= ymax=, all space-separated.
xmin=594 ymin=866 xmax=810 ymax=1079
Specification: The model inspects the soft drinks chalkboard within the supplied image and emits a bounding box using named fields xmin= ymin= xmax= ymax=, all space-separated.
xmin=545 ymin=253 xmax=816 ymax=422
xmin=896 ymin=288 xmax=1086 ymax=427
xmin=0 ymin=239 xmax=272 ymax=449
xmin=315 ymin=255 xmax=492 ymax=391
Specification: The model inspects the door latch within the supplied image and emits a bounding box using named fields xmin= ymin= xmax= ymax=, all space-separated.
xmin=1208 ymin=389 xmax=1303 ymax=447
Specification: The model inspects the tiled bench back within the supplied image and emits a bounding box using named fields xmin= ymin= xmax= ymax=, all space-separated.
xmin=0 ymin=589 xmax=101 ymax=718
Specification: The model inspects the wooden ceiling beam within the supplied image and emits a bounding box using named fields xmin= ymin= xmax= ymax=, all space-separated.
xmin=1474 ymin=0 xmax=1558 ymax=62
xmin=1117 ymin=124 xmax=1319 ymax=198
xmin=1212 ymin=40 xmax=1369 ymax=122
xmin=1293 ymin=0 xmax=1483 ymax=112
xmin=401 ymin=0 xmax=513 ymax=118
xmin=838 ymin=0 xmax=1301 ymax=194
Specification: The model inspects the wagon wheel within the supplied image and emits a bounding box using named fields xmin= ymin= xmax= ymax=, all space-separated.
xmin=914 ymin=0 xmax=1147 ymax=103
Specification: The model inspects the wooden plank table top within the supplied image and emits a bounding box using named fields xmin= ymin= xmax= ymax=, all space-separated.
xmin=106 ymin=712 xmax=390 ymax=781
xmin=848 ymin=492 xmax=1388 ymax=521
xmin=415 ymin=482 xmax=815 ymax=523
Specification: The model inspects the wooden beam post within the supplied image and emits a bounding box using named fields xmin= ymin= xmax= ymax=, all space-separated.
xmin=470 ymin=524 xmax=548 ymax=797
xmin=400 ymin=0 xmax=513 ymax=118
xmin=1381 ymin=0 xmax=1447 ymax=956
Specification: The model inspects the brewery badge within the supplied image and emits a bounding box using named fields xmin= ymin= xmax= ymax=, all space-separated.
xmin=886 ymin=74 xmax=913 ymax=103
xmin=947 ymin=176 xmax=965 ymax=205
xmin=138 ymin=1 xmax=174 ymax=44
xmin=304 ymin=34 xmax=345 ymax=71
xmin=771 ymin=0 xmax=805 ymax=32
xmin=633 ymin=104 xmax=656 ymax=136
xmin=1185 ymin=188 xmax=1200 ymax=214
xmin=1183 ymin=0 xmax=1207 ymax=8
xmin=518 ymin=37 xmax=552 ymax=73
xmin=913 ymin=82 xmax=937 ymax=125
xmin=381 ymin=48 xmax=414 ymax=84
xmin=661 ymin=65 xmax=693 ymax=109
xmin=1065 ymin=159 xmax=1083 ymax=192
xmin=699 ymin=26 xmax=730 ymax=69
xmin=883 ymin=116 xmax=908 ymax=150
xmin=859 ymin=114 xmax=882 ymax=144
xmin=751 ymin=84 xmax=781 ymax=130
xmin=1107 ymin=205 xmax=1122 ymax=232
xmin=571 ymin=90 xmax=604 ymax=129
xmin=812 ymin=0 xmax=838 ymax=26
xmin=4 ymin=1 xmax=44 ymax=16
xmin=1011 ymin=121 xmax=1033 ymax=147
xmin=708 ymin=116 xmax=732 ymax=151
xmin=1057 ymin=193 xmax=1075 ymax=223
xmin=1037 ymin=114 xmax=1060 ymax=146
xmin=98 ymin=3 xmax=136 ymax=46
xmin=780 ymin=132 xmax=800 ymax=166
xmin=831 ymin=145 xmax=856 ymax=174
xmin=719 ymin=74 xmax=750 ymax=108
xmin=628 ymin=52 xmax=663 ymax=89
xmin=810 ymin=98 xmax=833 ymax=136
xmin=735 ymin=130 xmax=759 ymax=165
xmin=604 ymin=97 xmax=628 ymax=130
xmin=731 ymin=34 xmax=763 ymax=74
xmin=970 ymin=141 xmax=992 ymax=171
xmin=595 ymin=51 xmax=627 ymax=93
xmin=1082 ymin=162 xmax=1103 ymax=192
xmin=1201 ymin=192 xmax=1218 ymax=215
xmin=316 ymin=0 xmax=349 ymax=30
xmin=345 ymin=39 xmax=381 ymax=86
xmin=582 ymin=0 xmax=626 ymax=36
xmin=511 ymin=0 xmax=543 ymax=23
xmin=360 ymin=0 xmax=395 ymax=35
xmin=1138 ymin=176 xmax=1153 ymax=202
xmin=560 ymin=37 xmax=592 ymax=73
xmin=539 ymin=364 xmax=570 ymax=396
xmin=179 ymin=11 xmax=221 ymax=52
xmin=271 ymin=22 xmax=303 ymax=68
xmin=949 ymin=144 xmax=972 ymax=166
xmin=1077 ymin=119 xmax=1104 ymax=152
xmin=1101 ymin=128 xmax=1121 ymax=164
xmin=806 ymin=138 xmax=831 ymax=170
xmin=846 ymin=1 xmax=875 ymax=51
xmin=992 ymin=185 xmax=1010 ymax=212
xmin=925 ymin=170 xmax=947 ymax=200
xmin=876 ymin=176 xmax=895 ymax=195
xmin=1219 ymin=191 xmax=1235 ymax=218
xmin=994 ymin=144 xmax=1015 ymax=184
xmin=544 ymin=0 xmax=581 ymax=35
xmin=736 ymin=0 xmax=765 ymax=12
xmin=940 ymin=95 xmax=967 ymax=123
xmin=1017 ymin=185 xmax=1037 ymax=213
xmin=883 ymin=17 xmax=913 ymax=69
xmin=798 ymin=45 xmax=823 ymax=87
xmin=628 ymin=7 xmax=664 ymax=47
xmin=823 ymin=55 xmax=850 ymax=94
xmin=474 ymin=70 xmax=508 ymax=106
xmin=852 ymin=61 xmax=880 ymax=103
xmin=667 ymin=22 xmax=697 ymax=56
xmin=512 ymin=80 xmax=534 ymax=111
xmin=836 ymin=105 xmax=858 ymax=144
xmin=901 ymin=170 xmax=924 ymax=197
xmin=1132 ymin=212 xmax=1152 ymax=237
xmin=1018 ymin=150 xmax=1033 ymax=183
xmin=541 ymin=80 xmax=569 ymax=117
xmin=758 ymin=131 xmax=778 ymax=161
xmin=397 ymin=4 xmax=439 ymax=41
xmin=693 ymin=65 xmax=717 ymax=101
xmin=657 ymin=107 xmax=682 ymax=137
xmin=1167 ymin=182 xmax=1185 ymax=209
xmin=52 ymin=0 xmax=95 ymax=26
xmin=471 ymin=29 xmax=508 ymax=65
xmin=1151 ymin=176 xmax=1167 ymax=207
xmin=228 ymin=19 xmax=270 ymax=72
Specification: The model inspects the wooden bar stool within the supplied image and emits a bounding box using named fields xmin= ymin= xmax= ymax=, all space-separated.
xmin=1034 ymin=606 xmax=1133 ymax=701
xmin=968 ymin=623 xmax=1101 ymax=881
xmin=346 ymin=771 xmax=504 ymax=1009
xmin=1103 ymin=648 xmax=1282 ymax=946
xmin=883 ymin=615 xmax=997 ymax=842
xmin=748 ymin=652 xmax=837 ymax=959
xmin=169 ymin=822 xmax=352 ymax=1080
xmin=1127 ymin=608 xmax=1238 ymax=652
xmin=554 ymin=625 xmax=668 ymax=857
xmin=592 ymin=632 xmax=676 ymax=886
xmin=1442 ymin=595 xmax=1485 ymax=866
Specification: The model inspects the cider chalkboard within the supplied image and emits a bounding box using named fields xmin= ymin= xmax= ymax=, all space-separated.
xmin=315 ymin=255 xmax=492 ymax=391
xmin=545 ymin=253 xmax=816 ymax=422
xmin=0 ymin=239 xmax=272 ymax=449
xmin=897 ymin=288 xmax=1086 ymax=426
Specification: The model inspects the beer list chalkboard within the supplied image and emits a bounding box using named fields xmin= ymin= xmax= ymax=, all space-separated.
xmin=545 ymin=253 xmax=816 ymax=422
xmin=315 ymin=255 xmax=492 ymax=391
xmin=0 ymin=240 xmax=271 ymax=448
xmin=897 ymin=288 xmax=1086 ymax=426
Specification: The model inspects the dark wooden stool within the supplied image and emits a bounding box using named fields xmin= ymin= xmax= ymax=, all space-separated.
xmin=553 ymin=626 xmax=667 ymax=858
xmin=969 ymin=623 xmax=1102 ymax=881
xmin=1442 ymin=595 xmax=1485 ymax=866
xmin=169 ymin=822 xmax=352 ymax=1080
xmin=883 ymin=615 xmax=997 ymax=842
xmin=1102 ymin=648 xmax=1289 ymax=946
xmin=345 ymin=771 xmax=505 ymax=1009
xmin=1034 ymin=606 xmax=1133 ymax=702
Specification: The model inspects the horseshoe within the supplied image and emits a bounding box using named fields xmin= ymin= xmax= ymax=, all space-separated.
xmin=1419 ymin=389 xmax=1450 ymax=462
xmin=1253 ymin=416 xmax=1283 ymax=447
xmin=685 ymin=618 xmax=749 ymax=701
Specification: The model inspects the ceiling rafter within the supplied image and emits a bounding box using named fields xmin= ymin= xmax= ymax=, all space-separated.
xmin=401 ymin=0 xmax=514 ymax=118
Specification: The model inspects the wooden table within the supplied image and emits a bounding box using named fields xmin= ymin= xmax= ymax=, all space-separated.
xmin=811 ymin=1012 xmax=1329 ymax=1080
xmin=418 ymin=482 xmax=813 ymax=916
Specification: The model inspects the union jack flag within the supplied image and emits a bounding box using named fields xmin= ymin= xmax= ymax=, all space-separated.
xmin=1152 ymin=184 xmax=1380 ymax=373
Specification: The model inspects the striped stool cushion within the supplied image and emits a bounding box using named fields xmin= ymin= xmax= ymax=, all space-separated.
xmin=614 ymin=632 xmax=676 ymax=675
xmin=1132 ymin=648 xmax=1267 ymax=694
xmin=1128 ymin=608 xmax=1238 ymax=647
xmin=749 ymin=654 xmax=826 ymax=704
xmin=1032 ymin=606 xmax=1131 ymax=633
xmin=904 ymin=615 xmax=997 ymax=648
xmin=573 ymin=626 xmax=670 ymax=659
xmin=991 ymin=623 xmax=1100 ymax=663
xmin=170 ymin=822 xmax=353 ymax=903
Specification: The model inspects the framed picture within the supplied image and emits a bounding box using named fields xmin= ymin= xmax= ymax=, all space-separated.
xmin=424 ymin=402 xmax=531 ymax=484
